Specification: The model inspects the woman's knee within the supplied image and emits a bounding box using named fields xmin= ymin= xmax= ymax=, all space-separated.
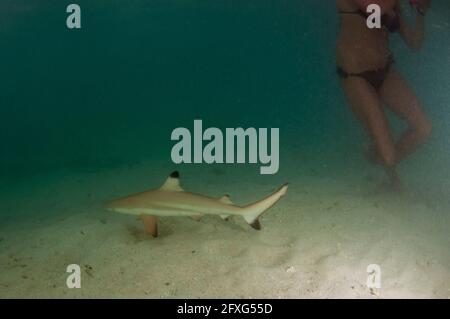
xmin=416 ymin=118 xmax=432 ymax=141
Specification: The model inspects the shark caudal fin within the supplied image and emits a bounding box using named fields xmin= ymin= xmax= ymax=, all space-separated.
xmin=242 ymin=183 xmax=288 ymax=230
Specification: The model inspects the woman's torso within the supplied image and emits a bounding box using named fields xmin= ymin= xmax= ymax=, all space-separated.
xmin=336 ymin=0 xmax=398 ymax=73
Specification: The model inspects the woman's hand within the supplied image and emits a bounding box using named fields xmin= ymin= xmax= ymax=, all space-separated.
xmin=410 ymin=0 xmax=431 ymax=14
xmin=418 ymin=0 xmax=431 ymax=12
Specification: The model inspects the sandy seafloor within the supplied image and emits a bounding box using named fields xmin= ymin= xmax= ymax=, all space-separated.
xmin=0 ymin=146 xmax=449 ymax=299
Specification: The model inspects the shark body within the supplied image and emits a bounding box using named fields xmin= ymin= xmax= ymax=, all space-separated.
xmin=105 ymin=171 xmax=288 ymax=237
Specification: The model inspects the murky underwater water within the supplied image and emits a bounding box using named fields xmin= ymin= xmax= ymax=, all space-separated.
xmin=0 ymin=0 xmax=449 ymax=298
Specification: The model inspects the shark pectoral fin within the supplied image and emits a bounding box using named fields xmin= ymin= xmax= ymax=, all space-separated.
xmin=190 ymin=214 xmax=202 ymax=222
xmin=140 ymin=214 xmax=158 ymax=238
xmin=220 ymin=214 xmax=231 ymax=221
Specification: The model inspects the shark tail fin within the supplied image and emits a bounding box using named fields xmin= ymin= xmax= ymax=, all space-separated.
xmin=242 ymin=183 xmax=288 ymax=230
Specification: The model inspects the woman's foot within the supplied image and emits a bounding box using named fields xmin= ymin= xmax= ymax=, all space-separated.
xmin=364 ymin=144 xmax=383 ymax=166
xmin=385 ymin=167 xmax=403 ymax=192
xmin=372 ymin=170 xmax=403 ymax=195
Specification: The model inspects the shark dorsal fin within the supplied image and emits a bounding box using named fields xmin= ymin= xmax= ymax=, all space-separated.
xmin=219 ymin=194 xmax=233 ymax=205
xmin=160 ymin=171 xmax=184 ymax=192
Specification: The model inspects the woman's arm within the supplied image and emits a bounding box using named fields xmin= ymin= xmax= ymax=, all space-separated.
xmin=398 ymin=0 xmax=431 ymax=52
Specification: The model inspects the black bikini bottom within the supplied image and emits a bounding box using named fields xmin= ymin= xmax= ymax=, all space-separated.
xmin=337 ymin=56 xmax=395 ymax=91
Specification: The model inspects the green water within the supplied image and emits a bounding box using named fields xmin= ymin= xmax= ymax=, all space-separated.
xmin=1 ymin=0 xmax=449 ymax=188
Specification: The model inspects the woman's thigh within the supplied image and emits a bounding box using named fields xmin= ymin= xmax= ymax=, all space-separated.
xmin=379 ymin=70 xmax=431 ymax=128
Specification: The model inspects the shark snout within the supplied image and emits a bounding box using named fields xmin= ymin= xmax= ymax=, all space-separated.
xmin=103 ymin=200 xmax=117 ymax=211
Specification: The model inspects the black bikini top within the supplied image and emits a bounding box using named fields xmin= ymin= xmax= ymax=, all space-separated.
xmin=339 ymin=8 xmax=400 ymax=33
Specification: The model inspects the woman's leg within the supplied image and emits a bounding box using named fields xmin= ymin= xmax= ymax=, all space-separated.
xmin=379 ymin=70 xmax=432 ymax=163
xmin=341 ymin=76 xmax=400 ymax=185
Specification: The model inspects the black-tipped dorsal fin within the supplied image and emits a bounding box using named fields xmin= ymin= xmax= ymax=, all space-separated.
xmin=160 ymin=171 xmax=184 ymax=192
xmin=218 ymin=194 xmax=233 ymax=205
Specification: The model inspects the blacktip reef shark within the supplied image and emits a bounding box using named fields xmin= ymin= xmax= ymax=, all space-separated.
xmin=105 ymin=171 xmax=288 ymax=237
